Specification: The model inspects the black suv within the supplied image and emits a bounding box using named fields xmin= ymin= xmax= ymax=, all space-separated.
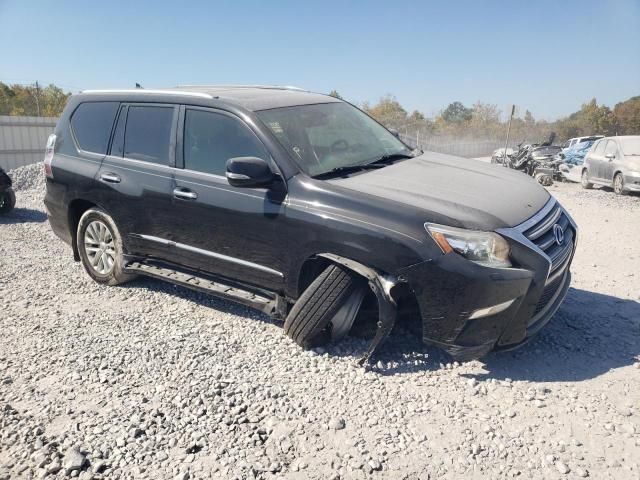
xmin=44 ymin=86 xmax=577 ymax=363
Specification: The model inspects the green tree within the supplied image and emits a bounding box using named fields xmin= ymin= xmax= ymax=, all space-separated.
xmin=363 ymin=94 xmax=408 ymax=128
xmin=440 ymin=101 xmax=472 ymax=124
xmin=328 ymin=89 xmax=342 ymax=99
xmin=613 ymin=96 xmax=640 ymax=135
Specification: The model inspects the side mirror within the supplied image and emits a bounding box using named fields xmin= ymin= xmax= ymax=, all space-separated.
xmin=605 ymin=153 xmax=615 ymax=160
xmin=388 ymin=128 xmax=400 ymax=139
xmin=226 ymin=156 xmax=275 ymax=188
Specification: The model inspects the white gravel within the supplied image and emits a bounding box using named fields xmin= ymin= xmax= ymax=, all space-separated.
xmin=1 ymin=164 xmax=639 ymax=479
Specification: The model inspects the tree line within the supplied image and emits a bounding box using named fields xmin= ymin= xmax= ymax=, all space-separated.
xmin=2 ymin=82 xmax=638 ymax=144
xmin=330 ymin=90 xmax=640 ymax=143
xmin=0 ymin=82 xmax=71 ymax=117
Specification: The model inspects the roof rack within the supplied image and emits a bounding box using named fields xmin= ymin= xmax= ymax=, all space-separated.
xmin=79 ymin=89 xmax=214 ymax=99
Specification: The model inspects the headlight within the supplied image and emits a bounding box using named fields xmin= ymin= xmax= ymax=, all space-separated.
xmin=425 ymin=223 xmax=512 ymax=268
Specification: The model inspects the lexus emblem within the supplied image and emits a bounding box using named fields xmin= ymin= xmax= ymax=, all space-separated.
xmin=553 ymin=224 xmax=564 ymax=246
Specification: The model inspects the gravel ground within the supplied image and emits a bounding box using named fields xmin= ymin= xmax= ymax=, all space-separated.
xmin=1 ymin=164 xmax=639 ymax=480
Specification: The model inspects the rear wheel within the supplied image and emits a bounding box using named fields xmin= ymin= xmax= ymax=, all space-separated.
xmin=284 ymin=264 xmax=362 ymax=348
xmin=77 ymin=208 xmax=136 ymax=285
xmin=581 ymin=170 xmax=593 ymax=189
xmin=613 ymin=173 xmax=627 ymax=195
xmin=0 ymin=189 xmax=15 ymax=214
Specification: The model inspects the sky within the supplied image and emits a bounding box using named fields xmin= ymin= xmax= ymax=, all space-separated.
xmin=1 ymin=0 xmax=638 ymax=120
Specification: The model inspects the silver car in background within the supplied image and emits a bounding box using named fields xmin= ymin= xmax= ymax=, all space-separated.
xmin=582 ymin=136 xmax=640 ymax=195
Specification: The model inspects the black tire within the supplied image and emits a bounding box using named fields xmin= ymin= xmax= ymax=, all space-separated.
xmin=613 ymin=173 xmax=627 ymax=195
xmin=284 ymin=264 xmax=362 ymax=348
xmin=0 ymin=189 xmax=16 ymax=214
xmin=77 ymin=208 xmax=136 ymax=286
xmin=581 ymin=169 xmax=593 ymax=189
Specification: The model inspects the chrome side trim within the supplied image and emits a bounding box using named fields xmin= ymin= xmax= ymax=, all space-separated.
xmin=137 ymin=234 xmax=284 ymax=277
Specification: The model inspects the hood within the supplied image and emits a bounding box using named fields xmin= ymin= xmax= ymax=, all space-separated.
xmin=532 ymin=146 xmax=562 ymax=158
xmin=328 ymin=152 xmax=550 ymax=230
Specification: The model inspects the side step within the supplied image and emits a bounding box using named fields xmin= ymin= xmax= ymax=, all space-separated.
xmin=125 ymin=261 xmax=281 ymax=317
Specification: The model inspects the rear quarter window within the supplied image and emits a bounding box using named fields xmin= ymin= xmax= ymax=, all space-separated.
xmin=70 ymin=102 xmax=120 ymax=154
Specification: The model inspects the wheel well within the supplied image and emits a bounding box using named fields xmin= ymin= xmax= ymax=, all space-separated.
xmin=296 ymin=255 xmax=423 ymax=339
xmin=68 ymin=199 xmax=97 ymax=260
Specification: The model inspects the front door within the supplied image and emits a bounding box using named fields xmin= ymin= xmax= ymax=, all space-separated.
xmin=587 ymin=139 xmax=606 ymax=181
xmin=166 ymin=106 xmax=288 ymax=291
xmin=602 ymin=139 xmax=618 ymax=183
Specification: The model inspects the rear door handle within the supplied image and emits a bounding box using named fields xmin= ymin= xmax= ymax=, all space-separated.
xmin=100 ymin=172 xmax=121 ymax=183
xmin=173 ymin=188 xmax=198 ymax=200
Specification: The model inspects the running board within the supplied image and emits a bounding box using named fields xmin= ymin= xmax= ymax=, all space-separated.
xmin=125 ymin=261 xmax=281 ymax=317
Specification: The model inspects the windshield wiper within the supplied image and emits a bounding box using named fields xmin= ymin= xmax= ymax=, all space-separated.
xmin=312 ymin=163 xmax=385 ymax=179
xmin=367 ymin=149 xmax=421 ymax=166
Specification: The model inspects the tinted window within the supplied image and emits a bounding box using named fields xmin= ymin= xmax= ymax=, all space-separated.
xmin=184 ymin=109 xmax=268 ymax=176
xmin=124 ymin=106 xmax=174 ymax=164
xmin=71 ymin=102 xmax=119 ymax=154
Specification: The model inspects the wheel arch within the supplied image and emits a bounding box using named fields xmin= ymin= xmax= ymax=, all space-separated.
xmin=67 ymin=198 xmax=99 ymax=261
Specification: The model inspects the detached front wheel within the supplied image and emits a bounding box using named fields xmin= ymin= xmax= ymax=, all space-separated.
xmin=284 ymin=264 xmax=362 ymax=348
xmin=0 ymin=189 xmax=16 ymax=214
xmin=77 ymin=208 xmax=136 ymax=286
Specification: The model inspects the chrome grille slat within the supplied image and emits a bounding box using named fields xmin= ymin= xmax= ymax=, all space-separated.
xmin=525 ymin=206 xmax=562 ymax=240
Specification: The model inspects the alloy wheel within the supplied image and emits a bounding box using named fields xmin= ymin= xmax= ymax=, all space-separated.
xmin=83 ymin=220 xmax=116 ymax=275
xmin=614 ymin=174 xmax=624 ymax=195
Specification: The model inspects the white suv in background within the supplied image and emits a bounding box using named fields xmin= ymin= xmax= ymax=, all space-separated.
xmin=561 ymin=135 xmax=603 ymax=151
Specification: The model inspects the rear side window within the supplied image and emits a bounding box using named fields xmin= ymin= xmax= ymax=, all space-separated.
xmin=183 ymin=109 xmax=268 ymax=176
xmin=70 ymin=102 xmax=119 ymax=154
xmin=124 ymin=106 xmax=174 ymax=164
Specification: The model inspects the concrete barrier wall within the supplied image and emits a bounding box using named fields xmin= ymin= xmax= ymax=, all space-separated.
xmin=0 ymin=115 xmax=58 ymax=170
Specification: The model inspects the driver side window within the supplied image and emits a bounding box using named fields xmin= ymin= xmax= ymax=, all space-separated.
xmin=183 ymin=109 xmax=268 ymax=176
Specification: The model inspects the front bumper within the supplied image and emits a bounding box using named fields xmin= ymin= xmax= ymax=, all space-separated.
xmin=399 ymin=198 xmax=577 ymax=361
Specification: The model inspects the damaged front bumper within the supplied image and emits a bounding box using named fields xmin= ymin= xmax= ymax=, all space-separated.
xmin=399 ymin=198 xmax=577 ymax=361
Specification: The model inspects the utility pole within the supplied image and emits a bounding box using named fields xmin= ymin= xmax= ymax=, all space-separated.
xmin=503 ymin=104 xmax=515 ymax=165
xmin=32 ymin=81 xmax=41 ymax=117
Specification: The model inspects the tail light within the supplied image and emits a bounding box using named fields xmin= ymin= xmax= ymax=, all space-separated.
xmin=44 ymin=134 xmax=56 ymax=179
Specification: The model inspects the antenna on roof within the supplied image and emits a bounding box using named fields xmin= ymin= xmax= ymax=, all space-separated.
xmin=135 ymin=83 xmax=143 ymax=89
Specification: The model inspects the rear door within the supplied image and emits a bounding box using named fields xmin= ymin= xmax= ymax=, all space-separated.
xmin=165 ymin=106 xmax=288 ymax=290
xmin=95 ymin=103 xmax=178 ymax=258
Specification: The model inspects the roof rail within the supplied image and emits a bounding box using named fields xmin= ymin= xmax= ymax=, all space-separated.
xmin=175 ymin=84 xmax=306 ymax=92
xmin=79 ymin=89 xmax=214 ymax=99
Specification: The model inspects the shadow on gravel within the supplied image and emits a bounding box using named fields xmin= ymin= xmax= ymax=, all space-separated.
xmin=0 ymin=208 xmax=47 ymax=224
xmin=119 ymin=276 xmax=283 ymax=327
xmin=467 ymin=287 xmax=640 ymax=383
xmin=118 ymin=277 xmax=639 ymax=381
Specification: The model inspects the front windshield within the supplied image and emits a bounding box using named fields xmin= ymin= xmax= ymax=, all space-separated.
xmin=619 ymin=137 xmax=640 ymax=156
xmin=257 ymin=102 xmax=411 ymax=176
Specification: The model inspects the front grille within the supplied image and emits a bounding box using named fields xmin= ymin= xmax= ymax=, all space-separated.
xmin=521 ymin=202 xmax=575 ymax=275
xmin=517 ymin=200 xmax=576 ymax=320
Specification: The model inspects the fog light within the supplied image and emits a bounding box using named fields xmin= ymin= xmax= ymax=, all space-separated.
xmin=468 ymin=299 xmax=516 ymax=320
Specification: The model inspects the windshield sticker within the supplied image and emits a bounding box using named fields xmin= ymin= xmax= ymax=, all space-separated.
xmin=268 ymin=122 xmax=283 ymax=134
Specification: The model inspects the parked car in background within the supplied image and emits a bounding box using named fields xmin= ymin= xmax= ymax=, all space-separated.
xmin=582 ymin=136 xmax=640 ymax=195
xmin=0 ymin=166 xmax=16 ymax=214
xmin=561 ymin=135 xmax=603 ymax=151
xmin=557 ymin=139 xmax=598 ymax=183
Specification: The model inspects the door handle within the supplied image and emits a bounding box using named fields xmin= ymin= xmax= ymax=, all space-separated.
xmin=173 ymin=188 xmax=198 ymax=200
xmin=100 ymin=172 xmax=121 ymax=183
